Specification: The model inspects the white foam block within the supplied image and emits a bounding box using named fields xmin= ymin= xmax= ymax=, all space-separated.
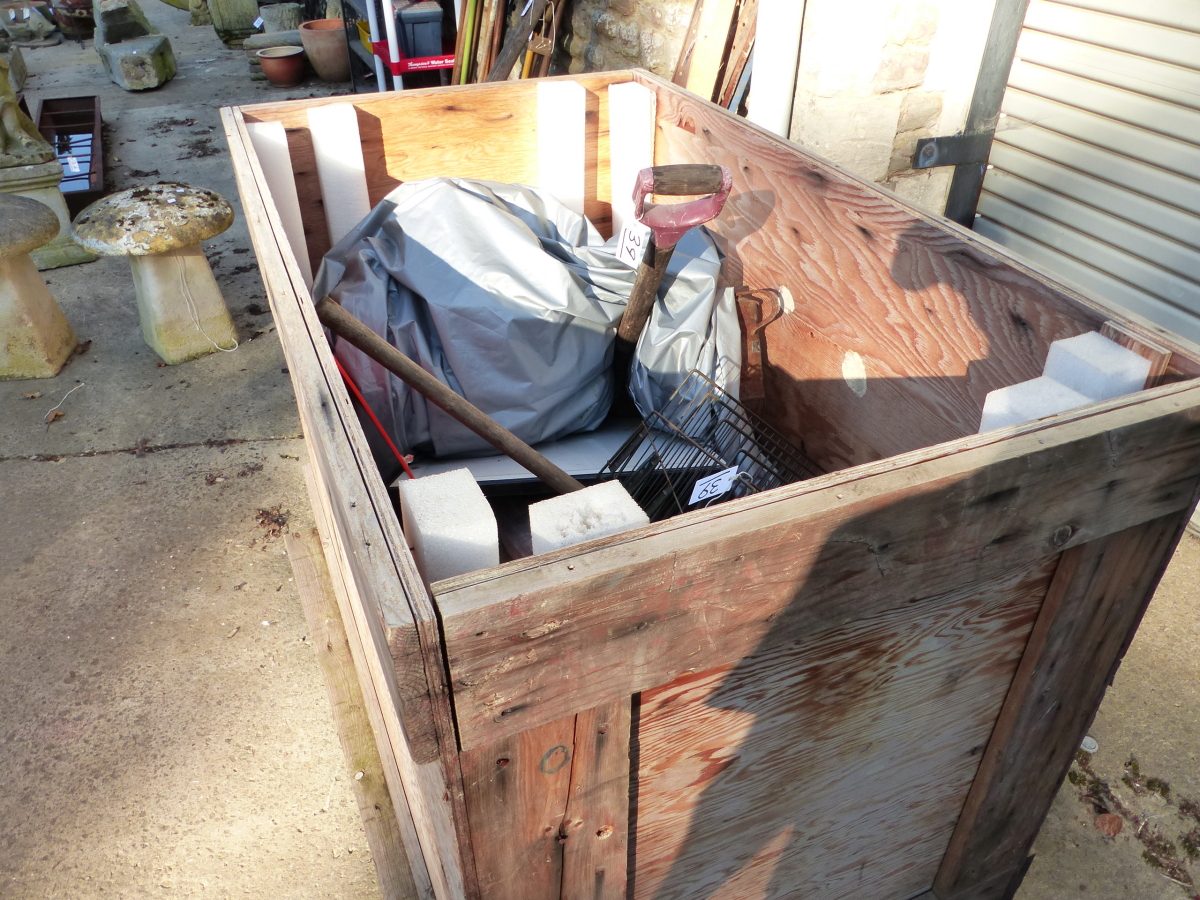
xmin=608 ymin=83 xmax=656 ymax=236
xmin=397 ymin=468 xmax=498 ymax=584
xmin=979 ymin=376 xmax=1093 ymax=432
xmin=529 ymin=481 xmax=649 ymax=556
xmin=537 ymin=80 xmax=586 ymax=217
xmin=1043 ymin=331 xmax=1152 ymax=401
xmin=245 ymin=120 xmax=314 ymax=289
xmin=306 ymin=104 xmax=372 ymax=246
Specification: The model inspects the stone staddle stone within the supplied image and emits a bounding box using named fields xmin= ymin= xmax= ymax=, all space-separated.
xmin=73 ymin=182 xmax=234 ymax=255
xmin=0 ymin=193 xmax=59 ymax=256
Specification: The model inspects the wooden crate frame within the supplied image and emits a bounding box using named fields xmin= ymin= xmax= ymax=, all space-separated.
xmin=222 ymin=70 xmax=1200 ymax=900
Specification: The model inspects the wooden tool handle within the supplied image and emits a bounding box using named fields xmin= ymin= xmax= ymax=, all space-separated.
xmin=316 ymin=296 xmax=585 ymax=495
xmin=649 ymin=164 xmax=727 ymax=196
xmin=615 ymin=240 xmax=675 ymax=356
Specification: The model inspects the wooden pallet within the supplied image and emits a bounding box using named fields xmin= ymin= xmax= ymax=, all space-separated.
xmin=225 ymin=70 xmax=1200 ymax=900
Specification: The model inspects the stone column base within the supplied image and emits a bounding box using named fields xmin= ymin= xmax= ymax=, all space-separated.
xmin=0 ymin=161 xmax=98 ymax=270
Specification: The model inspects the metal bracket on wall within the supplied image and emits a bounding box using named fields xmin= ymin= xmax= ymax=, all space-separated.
xmin=913 ymin=132 xmax=994 ymax=169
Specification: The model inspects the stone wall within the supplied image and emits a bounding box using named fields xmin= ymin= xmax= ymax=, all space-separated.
xmin=566 ymin=0 xmax=694 ymax=79
xmin=788 ymin=0 xmax=997 ymax=214
xmin=565 ymin=0 xmax=998 ymax=216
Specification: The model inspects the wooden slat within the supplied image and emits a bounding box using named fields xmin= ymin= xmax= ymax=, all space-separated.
xmin=933 ymin=509 xmax=1197 ymax=900
xmin=286 ymin=525 xmax=420 ymax=900
xmin=632 ymin=558 xmax=1055 ymax=900
xmin=241 ymin=72 xmax=626 ymax=241
xmin=460 ymin=715 xmax=577 ymax=900
xmin=716 ymin=0 xmax=756 ymax=109
xmin=222 ymin=107 xmax=474 ymax=900
xmin=438 ymin=381 xmax=1200 ymax=750
xmin=673 ymin=0 xmax=739 ymax=102
xmin=560 ymin=700 xmax=631 ymax=900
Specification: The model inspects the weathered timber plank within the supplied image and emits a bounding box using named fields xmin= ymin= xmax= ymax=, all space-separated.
xmin=716 ymin=0 xmax=756 ymax=109
xmin=561 ymin=700 xmax=631 ymax=900
xmin=673 ymin=0 xmax=739 ymax=102
xmin=631 ymin=557 xmax=1055 ymax=900
xmin=239 ymin=71 xmax=627 ymax=240
xmin=437 ymin=382 xmax=1200 ymax=750
xmin=639 ymin=74 xmax=1200 ymax=467
xmin=286 ymin=526 xmax=420 ymax=900
xmin=223 ymin=107 xmax=474 ymax=900
xmin=460 ymin=715 xmax=578 ymax=900
xmin=932 ymin=509 xmax=1197 ymax=900
xmin=632 ymin=70 xmax=1200 ymax=380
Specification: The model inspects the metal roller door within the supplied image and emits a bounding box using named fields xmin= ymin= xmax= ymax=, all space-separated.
xmin=976 ymin=0 xmax=1200 ymax=347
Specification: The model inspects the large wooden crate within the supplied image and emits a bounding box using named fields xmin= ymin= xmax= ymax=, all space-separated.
xmin=222 ymin=70 xmax=1200 ymax=900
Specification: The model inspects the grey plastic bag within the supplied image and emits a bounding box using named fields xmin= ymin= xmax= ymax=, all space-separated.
xmin=312 ymin=177 xmax=739 ymax=473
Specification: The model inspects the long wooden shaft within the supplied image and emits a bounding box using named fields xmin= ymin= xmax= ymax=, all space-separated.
xmin=486 ymin=0 xmax=547 ymax=81
xmin=316 ymin=297 xmax=585 ymax=494
xmin=614 ymin=238 xmax=675 ymax=358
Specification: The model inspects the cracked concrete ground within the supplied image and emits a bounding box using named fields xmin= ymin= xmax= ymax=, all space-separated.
xmin=0 ymin=4 xmax=1198 ymax=900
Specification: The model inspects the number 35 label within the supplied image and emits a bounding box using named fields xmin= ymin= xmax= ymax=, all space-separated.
xmin=689 ymin=465 xmax=739 ymax=506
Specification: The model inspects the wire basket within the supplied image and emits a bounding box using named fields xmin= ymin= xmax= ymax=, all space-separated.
xmin=600 ymin=370 xmax=819 ymax=521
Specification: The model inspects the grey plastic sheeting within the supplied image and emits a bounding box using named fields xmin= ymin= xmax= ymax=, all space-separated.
xmin=313 ymin=178 xmax=739 ymax=475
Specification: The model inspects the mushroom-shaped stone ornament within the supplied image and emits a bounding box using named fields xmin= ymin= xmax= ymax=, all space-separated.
xmin=72 ymin=183 xmax=238 ymax=365
xmin=0 ymin=194 xmax=77 ymax=379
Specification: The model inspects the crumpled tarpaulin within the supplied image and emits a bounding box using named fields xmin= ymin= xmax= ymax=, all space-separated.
xmin=312 ymin=177 xmax=740 ymax=478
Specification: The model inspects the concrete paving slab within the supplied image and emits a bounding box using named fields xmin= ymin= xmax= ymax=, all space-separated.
xmin=0 ymin=442 xmax=379 ymax=899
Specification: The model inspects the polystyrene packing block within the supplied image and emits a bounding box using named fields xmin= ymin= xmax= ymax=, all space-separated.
xmin=397 ymin=468 xmax=498 ymax=585
xmin=979 ymin=376 xmax=1092 ymax=433
xmin=1044 ymin=331 xmax=1152 ymax=401
xmin=529 ymin=481 xmax=650 ymax=556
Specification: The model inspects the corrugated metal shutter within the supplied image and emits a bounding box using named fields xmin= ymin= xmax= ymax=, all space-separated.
xmin=976 ymin=0 xmax=1200 ymax=346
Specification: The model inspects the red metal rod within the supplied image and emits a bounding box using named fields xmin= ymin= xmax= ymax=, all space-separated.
xmin=335 ymin=356 xmax=416 ymax=480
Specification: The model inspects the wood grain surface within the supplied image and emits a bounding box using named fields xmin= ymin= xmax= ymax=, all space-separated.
xmin=632 ymin=558 xmax=1056 ymax=900
xmin=461 ymin=700 xmax=630 ymax=900
xmin=437 ymin=382 xmax=1200 ymax=750
xmin=933 ymin=509 xmax=1197 ymax=900
xmin=224 ymin=108 xmax=475 ymax=900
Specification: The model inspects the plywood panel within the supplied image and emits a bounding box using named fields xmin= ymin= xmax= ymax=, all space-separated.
xmin=631 ymin=558 xmax=1056 ymax=900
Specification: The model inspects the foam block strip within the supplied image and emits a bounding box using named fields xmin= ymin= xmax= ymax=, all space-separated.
xmin=529 ymin=481 xmax=649 ymax=556
xmin=537 ymin=80 xmax=586 ymax=218
xmin=245 ymin=120 xmax=314 ymax=289
xmin=1044 ymin=331 xmax=1153 ymax=401
xmin=397 ymin=468 xmax=499 ymax=584
xmin=979 ymin=376 xmax=1093 ymax=433
xmin=306 ymin=104 xmax=373 ymax=247
xmin=608 ymin=82 xmax=656 ymax=236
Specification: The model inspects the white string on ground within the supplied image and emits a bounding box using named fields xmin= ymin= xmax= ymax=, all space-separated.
xmin=177 ymin=254 xmax=238 ymax=353
xmin=44 ymin=382 xmax=85 ymax=423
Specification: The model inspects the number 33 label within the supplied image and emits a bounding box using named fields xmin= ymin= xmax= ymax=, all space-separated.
xmin=689 ymin=465 xmax=739 ymax=506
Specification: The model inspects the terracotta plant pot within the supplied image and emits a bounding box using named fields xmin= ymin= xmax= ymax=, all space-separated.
xmin=299 ymin=18 xmax=350 ymax=83
xmin=257 ymin=46 xmax=306 ymax=87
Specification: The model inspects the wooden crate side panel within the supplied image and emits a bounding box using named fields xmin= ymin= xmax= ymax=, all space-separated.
xmin=286 ymin=525 xmax=422 ymax=900
xmin=933 ymin=508 xmax=1198 ymax=900
xmin=223 ymin=107 xmax=473 ymax=900
xmin=437 ymin=383 xmax=1200 ymax=750
xmin=631 ymin=557 xmax=1056 ymax=900
xmin=460 ymin=700 xmax=630 ymax=900
xmin=636 ymin=76 xmax=1200 ymax=471
xmin=240 ymin=72 xmax=628 ymax=247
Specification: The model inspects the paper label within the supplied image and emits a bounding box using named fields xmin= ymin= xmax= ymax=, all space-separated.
xmin=253 ymin=15 xmax=264 ymax=27
xmin=617 ymin=221 xmax=650 ymax=268
xmin=66 ymin=156 xmax=80 ymax=173
xmin=689 ymin=465 xmax=739 ymax=506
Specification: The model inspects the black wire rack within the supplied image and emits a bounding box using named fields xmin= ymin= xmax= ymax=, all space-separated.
xmin=599 ymin=370 xmax=819 ymax=522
